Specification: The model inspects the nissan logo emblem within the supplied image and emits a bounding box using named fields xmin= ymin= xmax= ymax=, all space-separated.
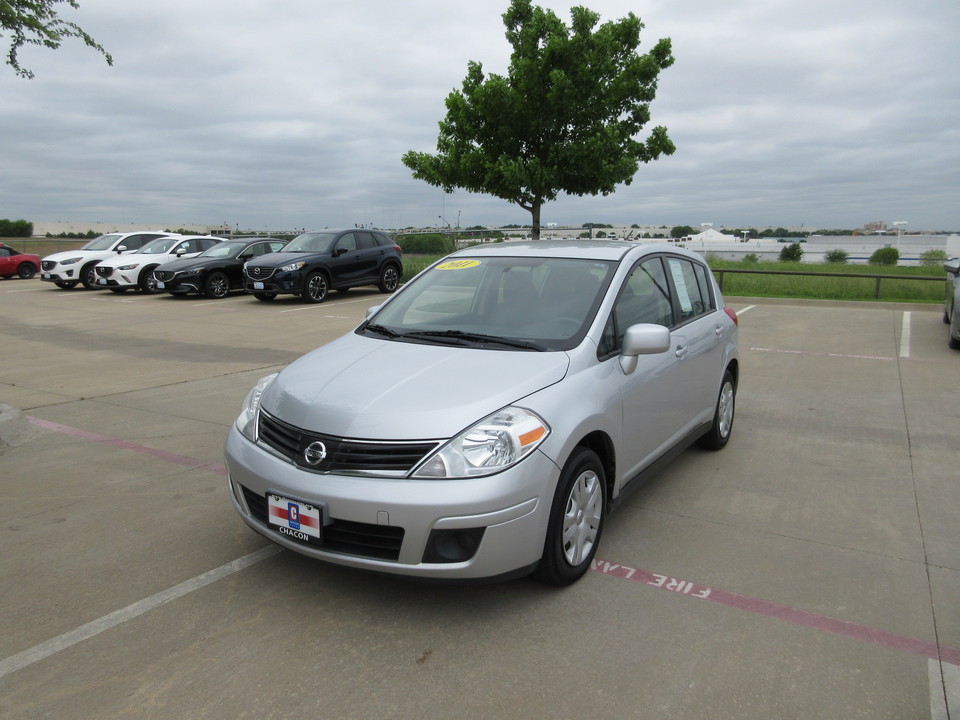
xmin=303 ymin=441 xmax=327 ymax=466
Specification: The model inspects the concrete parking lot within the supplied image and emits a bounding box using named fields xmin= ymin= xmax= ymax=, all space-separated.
xmin=1 ymin=279 xmax=958 ymax=719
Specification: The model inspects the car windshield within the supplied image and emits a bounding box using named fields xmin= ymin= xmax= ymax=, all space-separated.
xmin=198 ymin=243 xmax=243 ymax=258
xmin=364 ymin=255 xmax=615 ymax=351
xmin=137 ymin=238 xmax=181 ymax=254
xmin=80 ymin=233 xmax=124 ymax=251
xmin=284 ymin=232 xmax=337 ymax=253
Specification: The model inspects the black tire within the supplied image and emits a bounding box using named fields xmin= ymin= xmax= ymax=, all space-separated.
xmin=534 ymin=447 xmax=606 ymax=587
xmin=54 ymin=280 xmax=78 ymax=289
xmin=80 ymin=262 xmax=99 ymax=290
xmin=253 ymin=292 xmax=277 ymax=301
xmin=139 ymin=266 xmax=160 ymax=294
xmin=204 ymin=271 xmax=230 ymax=299
xmin=303 ymin=271 xmax=328 ymax=303
xmin=378 ymin=263 xmax=400 ymax=293
xmin=697 ymin=370 xmax=736 ymax=450
xmin=18 ymin=263 xmax=37 ymax=279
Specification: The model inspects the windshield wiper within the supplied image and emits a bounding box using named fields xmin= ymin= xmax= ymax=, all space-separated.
xmin=363 ymin=323 xmax=402 ymax=338
xmin=400 ymin=329 xmax=546 ymax=351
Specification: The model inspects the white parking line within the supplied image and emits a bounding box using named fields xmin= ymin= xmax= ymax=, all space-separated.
xmin=899 ymin=311 xmax=912 ymax=358
xmin=0 ymin=546 xmax=281 ymax=681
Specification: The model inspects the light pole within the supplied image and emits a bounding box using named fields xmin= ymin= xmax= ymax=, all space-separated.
xmin=893 ymin=221 xmax=907 ymax=251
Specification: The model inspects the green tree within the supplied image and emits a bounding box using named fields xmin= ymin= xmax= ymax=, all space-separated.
xmin=1 ymin=0 xmax=112 ymax=79
xmin=402 ymin=0 xmax=674 ymax=240
xmin=919 ymin=249 xmax=948 ymax=267
xmin=824 ymin=249 xmax=848 ymax=264
xmin=671 ymin=225 xmax=694 ymax=238
xmin=779 ymin=242 xmax=804 ymax=262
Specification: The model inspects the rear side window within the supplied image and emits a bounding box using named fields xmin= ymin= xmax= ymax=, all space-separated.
xmin=666 ymin=257 xmax=714 ymax=322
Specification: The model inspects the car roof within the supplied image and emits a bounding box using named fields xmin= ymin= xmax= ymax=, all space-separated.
xmin=446 ymin=239 xmax=700 ymax=262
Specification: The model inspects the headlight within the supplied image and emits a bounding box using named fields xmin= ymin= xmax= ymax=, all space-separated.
xmin=236 ymin=373 xmax=278 ymax=441
xmin=117 ymin=263 xmax=140 ymax=271
xmin=413 ymin=407 xmax=549 ymax=478
xmin=60 ymin=257 xmax=82 ymax=265
xmin=280 ymin=261 xmax=305 ymax=272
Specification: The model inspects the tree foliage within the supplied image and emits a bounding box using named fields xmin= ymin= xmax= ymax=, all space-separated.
xmin=402 ymin=0 xmax=674 ymax=239
xmin=779 ymin=242 xmax=804 ymax=262
xmin=868 ymin=247 xmax=899 ymax=266
xmin=1 ymin=0 xmax=112 ymax=78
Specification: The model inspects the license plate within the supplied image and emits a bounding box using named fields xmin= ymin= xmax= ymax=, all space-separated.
xmin=97 ymin=278 xmax=107 ymax=285
xmin=43 ymin=272 xmax=51 ymax=279
xmin=267 ymin=494 xmax=322 ymax=545
xmin=253 ymin=281 xmax=264 ymax=290
xmin=157 ymin=281 xmax=165 ymax=289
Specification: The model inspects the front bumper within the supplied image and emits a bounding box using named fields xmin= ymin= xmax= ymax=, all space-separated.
xmin=243 ymin=270 xmax=303 ymax=295
xmin=40 ymin=266 xmax=75 ymax=282
xmin=224 ymin=424 xmax=557 ymax=580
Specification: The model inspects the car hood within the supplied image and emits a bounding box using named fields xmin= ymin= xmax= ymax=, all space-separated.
xmin=261 ymin=334 xmax=570 ymax=440
xmin=247 ymin=251 xmax=326 ymax=268
xmin=42 ymin=249 xmax=117 ymax=262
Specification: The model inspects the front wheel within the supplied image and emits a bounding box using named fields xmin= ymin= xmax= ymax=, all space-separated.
xmin=697 ymin=370 xmax=736 ymax=450
xmin=303 ymin=272 xmax=328 ymax=303
xmin=534 ymin=447 xmax=606 ymax=586
xmin=204 ymin=271 xmax=230 ymax=298
xmin=378 ymin=264 xmax=400 ymax=293
xmin=139 ymin=267 xmax=160 ymax=294
xmin=80 ymin=262 xmax=99 ymax=290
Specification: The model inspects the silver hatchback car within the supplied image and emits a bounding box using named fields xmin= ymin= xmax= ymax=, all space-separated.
xmin=225 ymin=241 xmax=739 ymax=585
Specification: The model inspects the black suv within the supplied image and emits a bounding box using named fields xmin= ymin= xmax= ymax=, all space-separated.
xmin=243 ymin=229 xmax=403 ymax=303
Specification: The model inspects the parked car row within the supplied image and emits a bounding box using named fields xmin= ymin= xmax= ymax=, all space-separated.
xmin=34 ymin=229 xmax=404 ymax=302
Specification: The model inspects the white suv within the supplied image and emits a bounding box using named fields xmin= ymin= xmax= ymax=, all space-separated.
xmin=40 ymin=231 xmax=176 ymax=290
xmin=93 ymin=235 xmax=222 ymax=293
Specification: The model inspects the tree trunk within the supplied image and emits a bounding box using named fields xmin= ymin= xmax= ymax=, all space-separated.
xmin=530 ymin=201 xmax=541 ymax=240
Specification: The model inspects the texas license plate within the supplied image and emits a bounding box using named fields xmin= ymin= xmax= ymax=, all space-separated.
xmin=253 ymin=281 xmax=264 ymax=290
xmin=43 ymin=272 xmax=51 ymax=279
xmin=97 ymin=278 xmax=107 ymax=285
xmin=157 ymin=281 xmax=165 ymax=289
xmin=267 ymin=494 xmax=322 ymax=545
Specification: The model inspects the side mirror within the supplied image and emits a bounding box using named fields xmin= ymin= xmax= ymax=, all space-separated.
xmin=365 ymin=305 xmax=381 ymax=320
xmin=333 ymin=247 xmax=347 ymax=257
xmin=176 ymin=248 xmax=187 ymax=256
xmin=116 ymin=245 xmax=127 ymax=253
xmin=619 ymin=323 xmax=671 ymax=374
xmin=944 ymin=259 xmax=960 ymax=275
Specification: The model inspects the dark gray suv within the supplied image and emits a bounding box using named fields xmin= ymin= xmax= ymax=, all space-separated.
xmin=243 ymin=229 xmax=403 ymax=303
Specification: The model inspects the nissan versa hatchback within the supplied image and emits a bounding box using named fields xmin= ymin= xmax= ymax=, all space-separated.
xmin=225 ymin=241 xmax=739 ymax=585
xmin=242 ymin=228 xmax=402 ymax=303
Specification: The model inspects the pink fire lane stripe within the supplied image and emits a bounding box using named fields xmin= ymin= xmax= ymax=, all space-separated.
xmin=591 ymin=559 xmax=960 ymax=666
xmin=26 ymin=416 xmax=227 ymax=475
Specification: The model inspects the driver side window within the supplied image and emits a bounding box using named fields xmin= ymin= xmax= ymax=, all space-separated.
xmin=600 ymin=257 xmax=674 ymax=356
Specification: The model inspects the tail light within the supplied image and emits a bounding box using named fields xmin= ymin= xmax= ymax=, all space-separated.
xmin=724 ymin=307 xmax=738 ymax=326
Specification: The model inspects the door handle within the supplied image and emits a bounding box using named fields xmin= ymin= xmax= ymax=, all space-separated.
xmin=675 ymin=344 xmax=688 ymax=358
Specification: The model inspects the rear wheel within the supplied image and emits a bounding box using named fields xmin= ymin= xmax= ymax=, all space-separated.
xmin=303 ymin=271 xmax=328 ymax=303
xmin=18 ymin=263 xmax=37 ymax=279
xmin=534 ymin=447 xmax=605 ymax=586
xmin=378 ymin=263 xmax=400 ymax=293
xmin=204 ymin=271 xmax=230 ymax=298
xmin=697 ymin=370 xmax=736 ymax=450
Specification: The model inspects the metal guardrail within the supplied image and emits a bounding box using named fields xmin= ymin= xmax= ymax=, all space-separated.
xmin=712 ymin=268 xmax=943 ymax=300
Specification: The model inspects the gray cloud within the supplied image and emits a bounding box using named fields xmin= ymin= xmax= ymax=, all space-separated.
xmin=2 ymin=0 xmax=957 ymax=231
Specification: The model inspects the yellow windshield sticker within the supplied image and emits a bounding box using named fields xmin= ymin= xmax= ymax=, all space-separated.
xmin=436 ymin=259 xmax=481 ymax=270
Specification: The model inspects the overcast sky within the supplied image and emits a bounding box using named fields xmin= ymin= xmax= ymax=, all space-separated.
xmin=2 ymin=0 xmax=958 ymax=232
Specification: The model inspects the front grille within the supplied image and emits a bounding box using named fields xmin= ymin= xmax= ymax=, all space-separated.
xmin=41 ymin=260 xmax=56 ymax=271
xmin=240 ymin=485 xmax=404 ymax=561
xmin=245 ymin=266 xmax=276 ymax=280
xmin=154 ymin=270 xmax=175 ymax=281
xmin=95 ymin=266 xmax=113 ymax=277
xmin=258 ymin=410 xmax=439 ymax=475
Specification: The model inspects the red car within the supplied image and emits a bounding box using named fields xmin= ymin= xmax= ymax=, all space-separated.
xmin=0 ymin=243 xmax=41 ymax=279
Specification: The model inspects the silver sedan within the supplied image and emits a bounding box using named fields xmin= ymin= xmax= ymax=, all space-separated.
xmin=224 ymin=240 xmax=740 ymax=585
